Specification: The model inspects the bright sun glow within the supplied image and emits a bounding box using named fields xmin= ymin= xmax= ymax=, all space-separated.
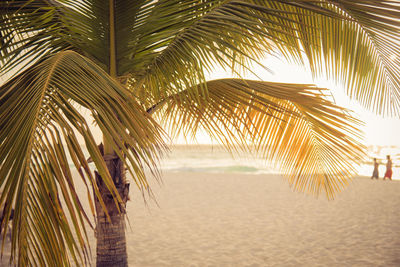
xmin=197 ymin=56 xmax=400 ymax=147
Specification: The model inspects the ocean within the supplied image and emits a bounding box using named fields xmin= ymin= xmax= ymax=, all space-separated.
xmin=159 ymin=145 xmax=400 ymax=180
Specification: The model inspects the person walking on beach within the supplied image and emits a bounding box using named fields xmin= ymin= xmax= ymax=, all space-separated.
xmin=383 ymin=155 xmax=393 ymax=180
xmin=371 ymin=158 xmax=379 ymax=179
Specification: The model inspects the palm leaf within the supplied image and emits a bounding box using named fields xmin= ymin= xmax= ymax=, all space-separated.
xmin=152 ymin=78 xmax=365 ymax=199
xmin=130 ymin=0 xmax=305 ymax=103
xmin=3 ymin=1 xmax=400 ymax=116
xmin=0 ymin=0 xmax=72 ymax=75
xmin=283 ymin=0 xmax=400 ymax=116
xmin=130 ymin=1 xmax=400 ymax=117
xmin=0 ymin=50 xmax=164 ymax=266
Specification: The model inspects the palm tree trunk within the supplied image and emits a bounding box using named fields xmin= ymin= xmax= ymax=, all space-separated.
xmin=94 ymin=144 xmax=130 ymax=267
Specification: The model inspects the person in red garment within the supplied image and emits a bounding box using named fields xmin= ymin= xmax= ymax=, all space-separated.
xmin=383 ymin=155 xmax=393 ymax=180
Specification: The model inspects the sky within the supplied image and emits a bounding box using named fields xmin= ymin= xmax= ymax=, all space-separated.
xmin=197 ymin=56 xmax=400 ymax=148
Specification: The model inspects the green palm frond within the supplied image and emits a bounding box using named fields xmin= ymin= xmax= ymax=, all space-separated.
xmin=131 ymin=1 xmax=400 ymax=116
xmin=3 ymin=1 xmax=400 ymax=115
xmin=0 ymin=0 xmax=71 ymax=75
xmin=152 ymin=79 xmax=365 ymax=198
xmin=114 ymin=0 xmax=154 ymax=75
xmin=130 ymin=0 xmax=305 ymax=103
xmin=0 ymin=50 xmax=164 ymax=266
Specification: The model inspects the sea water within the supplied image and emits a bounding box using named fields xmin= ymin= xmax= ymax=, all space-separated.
xmin=70 ymin=144 xmax=400 ymax=180
xmin=159 ymin=145 xmax=400 ymax=180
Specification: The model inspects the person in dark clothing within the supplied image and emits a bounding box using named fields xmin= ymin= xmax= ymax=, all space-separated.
xmin=371 ymin=158 xmax=379 ymax=179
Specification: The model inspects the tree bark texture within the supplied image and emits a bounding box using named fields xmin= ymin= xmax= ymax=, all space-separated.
xmin=94 ymin=144 xmax=130 ymax=267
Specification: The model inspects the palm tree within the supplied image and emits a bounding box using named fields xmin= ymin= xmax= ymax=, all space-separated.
xmin=1 ymin=0 xmax=399 ymax=266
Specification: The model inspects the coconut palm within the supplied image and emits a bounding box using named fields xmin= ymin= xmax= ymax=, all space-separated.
xmin=1 ymin=0 xmax=400 ymax=266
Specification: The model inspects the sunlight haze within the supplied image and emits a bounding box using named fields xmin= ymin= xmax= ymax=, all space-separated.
xmin=201 ymin=56 xmax=400 ymax=147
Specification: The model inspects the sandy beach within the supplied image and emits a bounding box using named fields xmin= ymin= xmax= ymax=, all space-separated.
xmin=125 ymin=172 xmax=400 ymax=267
xmin=1 ymin=172 xmax=399 ymax=266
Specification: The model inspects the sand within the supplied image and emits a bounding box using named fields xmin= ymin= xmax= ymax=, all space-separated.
xmin=125 ymin=172 xmax=400 ymax=267
xmin=2 ymin=172 xmax=400 ymax=266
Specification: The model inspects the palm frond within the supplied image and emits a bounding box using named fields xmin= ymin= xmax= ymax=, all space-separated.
xmin=114 ymin=0 xmax=154 ymax=75
xmin=130 ymin=0 xmax=400 ymax=117
xmin=4 ymin=1 xmax=400 ymax=116
xmin=283 ymin=0 xmax=400 ymax=116
xmin=0 ymin=0 xmax=71 ymax=76
xmin=152 ymin=79 xmax=365 ymax=199
xmin=0 ymin=50 xmax=165 ymax=266
xmin=129 ymin=0 xmax=307 ymax=104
